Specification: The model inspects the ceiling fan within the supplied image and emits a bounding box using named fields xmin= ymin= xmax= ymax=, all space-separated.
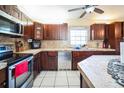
xmin=68 ymin=5 xmax=104 ymax=18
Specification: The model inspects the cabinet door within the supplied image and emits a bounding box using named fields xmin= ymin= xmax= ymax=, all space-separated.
xmin=60 ymin=23 xmax=68 ymax=40
xmin=47 ymin=52 xmax=58 ymax=70
xmin=115 ymin=22 xmax=122 ymax=39
xmin=43 ymin=24 xmax=68 ymax=40
xmin=29 ymin=22 xmax=43 ymax=40
xmin=41 ymin=52 xmax=58 ymax=70
xmin=10 ymin=6 xmax=22 ymax=20
xmin=123 ymin=22 xmax=124 ymax=38
xmin=108 ymin=22 xmax=122 ymax=50
xmin=72 ymin=51 xmax=93 ymax=70
xmin=24 ymin=24 xmax=33 ymax=39
xmin=0 ymin=5 xmax=11 ymax=15
xmin=33 ymin=55 xmax=38 ymax=79
xmin=90 ymin=24 xmax=105 ymax=40
xmin=34 ymin=22 xmax=43 ymax=40
xmin=40 ymin=52 xmax=48 ymax=70
xmin=43 ymin=24 xmax=49 ymax=40
xmin=0 ymin=68 xmax=7 ymax=88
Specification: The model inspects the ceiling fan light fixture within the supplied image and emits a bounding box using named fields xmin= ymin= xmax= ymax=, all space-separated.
xmin=86 ymin=7 xmax=95 ymax=13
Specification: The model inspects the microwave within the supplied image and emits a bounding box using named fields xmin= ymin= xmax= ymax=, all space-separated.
xmin=30 ymin=39 xmax=41 ymax=49
xmin=0 ymin=10 xmax=23 ymax=36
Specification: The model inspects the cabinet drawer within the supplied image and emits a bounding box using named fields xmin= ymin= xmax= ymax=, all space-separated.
xmin=72 ymin=51 xmax=93 ymax=58
xmin=47 ymin=52 xmax=57 ymax=57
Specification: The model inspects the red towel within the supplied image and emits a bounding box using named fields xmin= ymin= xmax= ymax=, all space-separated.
xmin=15 ymin=61 xmax=28 ymax=78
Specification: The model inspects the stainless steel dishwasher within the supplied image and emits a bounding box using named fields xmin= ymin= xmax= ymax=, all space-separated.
xmin=58 ymin=51 xmax=72 ymax=70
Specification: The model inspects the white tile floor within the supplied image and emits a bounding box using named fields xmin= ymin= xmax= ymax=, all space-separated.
xmin=32 ymin=71 xmax=80 ymax=88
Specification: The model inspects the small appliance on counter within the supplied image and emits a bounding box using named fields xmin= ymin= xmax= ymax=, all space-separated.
xmin=28 ymin=39 xmax=41 ymax=49
xmin=107 ymin=41 xmax=124 ymax=86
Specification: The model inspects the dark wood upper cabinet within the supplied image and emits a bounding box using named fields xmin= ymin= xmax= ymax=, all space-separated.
xmin=24 ymin=22 xmax=43 ymax=40
xmin=43 ymin=23 xmax=68 ymax=40
xmin=90 ymin=24 xmax=106 ymax=40
xmin=123 ymin=22 xmax=124 ymax=38
xmin=108 ymin=22 xmax=123 ymax=52
xmin=33 ymin=22 xmax=43 ymax=40
xmin=60 ymin=23 xmax=68 ymax=40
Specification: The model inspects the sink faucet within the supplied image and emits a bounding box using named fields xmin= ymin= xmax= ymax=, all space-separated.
xmin=96 ymin=42 xmax=99 ymax=48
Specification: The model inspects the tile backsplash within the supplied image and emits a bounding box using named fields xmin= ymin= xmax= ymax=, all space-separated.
xmin=41 ymin=40 xmax=104 ymax=49
xmin=0 ymin=35 xmax=29 ymax=52
xmin=41 ymin=40 xmax=71 ymax=48
xmin=87 ymin=40 xmax=103 ymax=48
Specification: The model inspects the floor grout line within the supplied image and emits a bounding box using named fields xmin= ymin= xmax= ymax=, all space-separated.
xmin=34 ymin=70 xmax=80 ymax=88
xmin=53 ymin=71 xmax=57 ymax=88
xmin=66 ymin=70 xmax=70 ymax=88
xmin=39 ymin=71 xmax=48 ymax=88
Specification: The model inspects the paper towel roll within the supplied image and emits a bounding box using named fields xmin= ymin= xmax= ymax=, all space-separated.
xmin=120 ymin=42 xmax=124 ymax=63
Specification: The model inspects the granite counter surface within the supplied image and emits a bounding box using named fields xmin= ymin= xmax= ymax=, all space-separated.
xmin=77 ymin=55 xmax=123 ymax=88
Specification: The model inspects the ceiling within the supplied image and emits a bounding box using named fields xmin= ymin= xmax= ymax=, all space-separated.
xmin=18 ymin=5 xmax=124 ymax=26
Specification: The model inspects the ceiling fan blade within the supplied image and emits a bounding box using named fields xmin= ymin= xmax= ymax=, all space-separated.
xmin=68 ymin=7 xmax=84 ymax=12
xmin=80 ymin=12 xmax=86 ymax=18
xmin=94 ymin=8 xmax=104 ymax=14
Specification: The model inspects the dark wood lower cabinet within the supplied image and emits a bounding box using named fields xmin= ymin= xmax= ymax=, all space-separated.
xmin=33 ymin=51 xmax=58 ymax=80
xmin=0 ymin=68 xmax=7 ymax=88
xmin=72 ymin=51 xmax=118 ymax=70
xmin=33 ymin=52 xmax=41 ymax=79
xmin=41 ymin=51 xmax=58 ymax=70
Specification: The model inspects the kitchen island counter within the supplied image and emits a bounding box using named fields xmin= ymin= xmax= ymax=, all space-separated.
xmin=77 ymin=55 xmax=123 ymax=88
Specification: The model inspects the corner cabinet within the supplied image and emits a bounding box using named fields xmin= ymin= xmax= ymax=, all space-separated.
xmin=24 ymin=22 xmax=43 ymax=40
xmin=108 ymin=22 xmax=123 ymax=52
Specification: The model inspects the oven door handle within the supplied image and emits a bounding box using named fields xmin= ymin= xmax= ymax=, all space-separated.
xmin=9 ymin=66 xmax=15 ymax=70
xmin=9 ymin=66 xmax=15 ymax=78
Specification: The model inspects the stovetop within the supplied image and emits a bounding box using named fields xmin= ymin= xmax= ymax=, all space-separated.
xmin=0 ymin=53 xmax=33 ymax=66
xmin=107 ymin=59 xmax=124 ymax=86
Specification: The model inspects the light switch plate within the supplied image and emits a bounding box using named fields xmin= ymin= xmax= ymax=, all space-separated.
xmin=27 ymin=39 xmax=32 ymax=43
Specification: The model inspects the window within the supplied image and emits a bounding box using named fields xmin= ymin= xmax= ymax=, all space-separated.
xmin=70 ymin=27 xmax=88 ymax=46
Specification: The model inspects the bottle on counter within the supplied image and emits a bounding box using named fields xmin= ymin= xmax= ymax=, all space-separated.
xmin=103 ymin=38 xmax=108 ymax=48
xmin=108 ymin=44 xmax=111 ymax=49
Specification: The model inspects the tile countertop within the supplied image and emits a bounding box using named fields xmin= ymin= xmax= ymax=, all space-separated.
xmin=15 ymin=47 xmax=116 ymax=55
xmin=77 ymin=55 xmax=123 ymax=88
